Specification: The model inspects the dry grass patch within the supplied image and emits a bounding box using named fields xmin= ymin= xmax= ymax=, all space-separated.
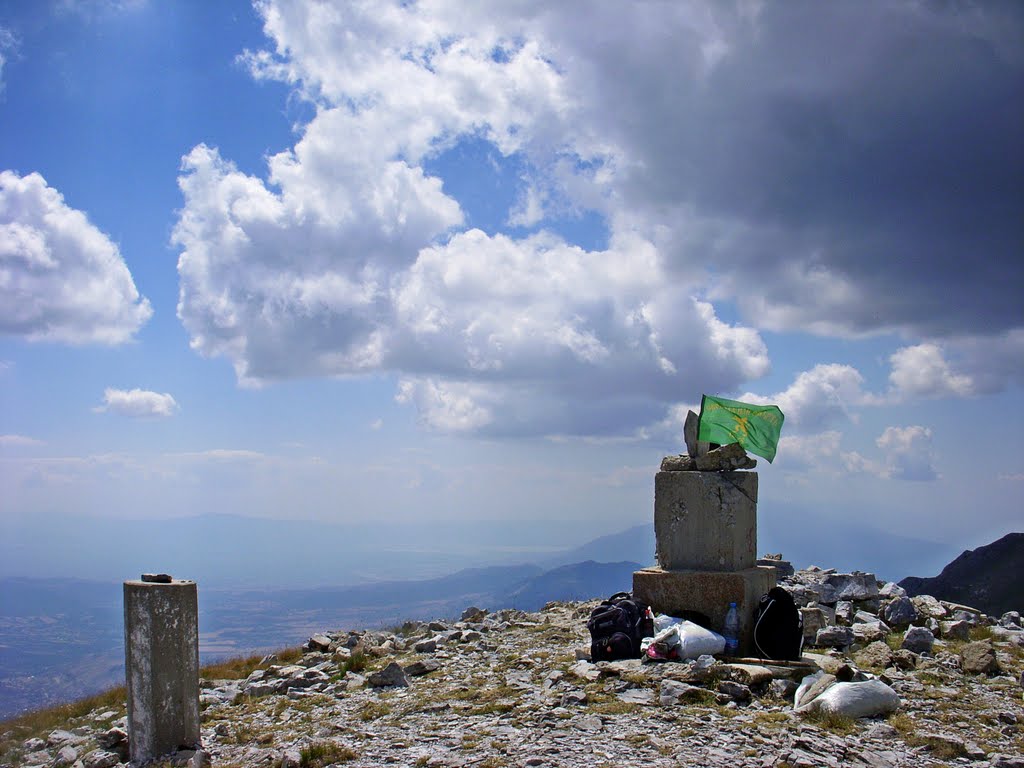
xmin=753 ymin=710 xmax=791 ymax=729
xmin=799 ymin=708 xmax=857 ymax=736
xmin=588 ymin=699 xmax=638 ymax=715
xmin=0 ymin=685 xmax=127 ymax=762
xmin=903 ymin=733 xmax=968 ymax=760
xmin=356 ymin=699 xmax=391 ymax=722
xmin=201 ymin=646 xmax=303 ymax=681
xmin=299 ymin=740 xmax=358 ymax=766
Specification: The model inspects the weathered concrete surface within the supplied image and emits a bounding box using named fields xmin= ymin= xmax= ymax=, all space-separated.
xmin=633 ymin=566 xmax=776 ymax=657
xmin=654 ymin=471 xmax=758 ymax=572
xmin=124 ymin=579 xmax=200 ymax=764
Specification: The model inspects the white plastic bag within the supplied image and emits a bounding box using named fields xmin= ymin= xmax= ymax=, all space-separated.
xmin=811 ymin=680 xmax=901 ymax=718
xmin=651 ymin=623 xmax=683 ymax=649
xmin=675 ymin=620 xmax=726 ymax=659
xmin=794 ymin=670 xmax=830 ymax=710
xmin=795 ymin=672 xmax=900 ymax=718
xmin=654 ymin=613 xmax=683 ymax=632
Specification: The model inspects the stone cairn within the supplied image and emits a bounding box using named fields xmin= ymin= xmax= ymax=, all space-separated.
xmin=633 ymin=410 xmax=776 ymax=656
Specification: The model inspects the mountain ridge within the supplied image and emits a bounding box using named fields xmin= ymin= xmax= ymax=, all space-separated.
xmin=899 ymin=531 xmax=1024 ymax=616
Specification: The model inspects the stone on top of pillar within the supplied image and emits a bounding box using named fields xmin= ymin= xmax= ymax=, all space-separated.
xmin=683 ymin=409 xmax=711 ymax=458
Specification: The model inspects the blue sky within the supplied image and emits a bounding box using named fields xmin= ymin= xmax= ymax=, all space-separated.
xmin=1 ymin=0 xmax=1022 ymax=582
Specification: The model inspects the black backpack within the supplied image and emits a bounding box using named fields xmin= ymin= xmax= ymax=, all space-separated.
xmin=753 ymin=586 xmax=804 ymax=661
xmin=586 ymin=591 xmax=653 ymax=661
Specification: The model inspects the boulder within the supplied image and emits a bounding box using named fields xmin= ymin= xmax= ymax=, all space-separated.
xmin=950 ymin=609 xmax=982 ymax=626
xmin=308 ymin=633 xmax=333 ymax=652
xmin=569 ymin=660 xmax=601 ymax=682
xmin=717 ymin=680 xmax=752 ymax=703
xmin=891 ymin=649 xmax=918 ymax=670
xmin=961 ymin=641 xmax=1000 ymax=675
xmin=758 ymin=555 xmax=795 ymax=579
xmin=367 ymin=662 xmax=410 ymax=688
xmin=659 ymin=679 xmax=708 ymax=706
xmin=901 ymin=626 xmax=935 ymax=655
xmin=879 ymin=582 xmax=907 ymax=598
xmin=999 ymin=611 xmax=1022 ymax=628
xmin=825 ymin=572 xmax=879 ymax=602
xmin=404 ymin=659 xmax=440 ymax=676
xmin=939 ymin=620 xmax=971 ymax=641
xmin=835 ymin=601 xmax=855 ymax=625
xmin=852 ymin=621 xmax=889 ymax=644
xmin=96 ymin=728 xmax=126 ymax=750
xmin=881 ymin=596 xmax=918 ymax=628
xmin=82 ymin=751 xmax=121 ymax=768
xmin=911 ymin=595 xmax=947 ymax=620
xmin=854 ymin=641 xmax=895 ymax=670
xmin=815 ymin=625 xmax=854 ymax=649
xmin=461 ymin=606 xmax=488 ymax=622
xmin=789 ymin=584 xmax=823 ymax=607
xmin=800 ymin=607 xmax=831 ymax=644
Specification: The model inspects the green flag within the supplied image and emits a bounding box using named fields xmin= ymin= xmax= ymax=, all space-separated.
xmin=697 ymin=395 xmax=785 ymax=463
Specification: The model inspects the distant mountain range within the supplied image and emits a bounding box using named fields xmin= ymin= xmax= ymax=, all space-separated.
xmin=541 ymin=524 xmax=654 ymax=570
xmin=0 ymin=530 xmax=646 ymax=719
xmin=899 ymin=532 xmax=1024 ymax=616
xmin=2 ymin=522 xmax=1019 ymax=720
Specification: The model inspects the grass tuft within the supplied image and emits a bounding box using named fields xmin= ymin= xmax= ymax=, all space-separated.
xmin=341 ymin=647 xmax=368 ymax=675
xmin=357 ymin=699 xmax=391 ymax=722
xmin=799 ymin=707 xmax=857 ymax=735
xmin=0 ymin=685 xmax=126 ymax=760
xmin=299 ymin=740 xmax=358 ymax=767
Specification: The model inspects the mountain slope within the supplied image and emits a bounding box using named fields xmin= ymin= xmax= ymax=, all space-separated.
xmin=899 ymin=532 xmax=1024 ymax=615
xmin=541 ymin=523 xmax=654 ymax=569
xmin=502 ymin=560 xmax=642 ymax=611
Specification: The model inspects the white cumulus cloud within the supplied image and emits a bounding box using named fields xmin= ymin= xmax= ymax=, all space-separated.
xmin=743 ymin=364 xmax=880 ymax=432
xmin=174 ymin=0 xmax=1022 ymax=437
xmin=845 ymin=425 xmax=938 ymax=482
xmin=0 ymin=171 xmax=152 ymax=344
xmin=889 ymin=343 xmax=974 ymax=399
xmin=94 ymin=388 xmax=178 ymax=418
xmin=878 ymin=425 xmax=938 ymax=482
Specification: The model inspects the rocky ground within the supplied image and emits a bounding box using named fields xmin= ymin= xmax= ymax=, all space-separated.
xmin=2 ymin=566 xmax=1023 ymax=768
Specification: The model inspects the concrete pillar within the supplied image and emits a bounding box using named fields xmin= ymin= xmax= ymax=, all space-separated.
xmin=636 ymin=469 xmax=776 ymax=657
xmin=124 ymin=577 xmax=200 ymax=764
xmin=655 ymin=470 xmax=758 ymax=572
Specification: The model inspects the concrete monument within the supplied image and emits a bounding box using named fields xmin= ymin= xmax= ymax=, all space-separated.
xmin=633 ymin=415 xmax=776 ymax=656
xmin=123 ymin=575 xmax=201 ymax=764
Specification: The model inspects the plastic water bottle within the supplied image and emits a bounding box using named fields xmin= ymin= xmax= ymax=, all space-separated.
xmin=723 ymin=601 xmax=740 ymax=656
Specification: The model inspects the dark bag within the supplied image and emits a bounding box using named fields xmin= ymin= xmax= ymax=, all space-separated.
xmin=587 ymin=591 xmax=652 ymax=661
xmin=753 ymin=586 xmax=804 ymax=661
